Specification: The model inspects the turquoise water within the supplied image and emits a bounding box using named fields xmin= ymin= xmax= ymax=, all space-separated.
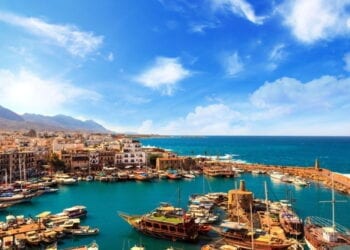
xmin=1 ymin=176 xmax=350 ymax=250
xmin=1 ymin=136 xmax=350 ymax=249
xmin=140 ymin=136 xmax=350 ymax=173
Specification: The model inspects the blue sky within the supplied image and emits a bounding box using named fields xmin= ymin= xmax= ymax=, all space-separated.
xmin=0 ymin=0 xmax=350 ymax=135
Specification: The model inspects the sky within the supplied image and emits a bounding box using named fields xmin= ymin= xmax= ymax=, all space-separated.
xmin=0 ymin=0 xmax=350 ymax=136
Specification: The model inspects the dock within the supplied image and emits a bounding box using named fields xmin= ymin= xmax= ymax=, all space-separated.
xmin=199 ymin=161 xmax=350 ymax=195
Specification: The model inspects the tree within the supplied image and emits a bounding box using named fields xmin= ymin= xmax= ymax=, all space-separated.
xmin=49 ymin=153 xmax=67 ymax=172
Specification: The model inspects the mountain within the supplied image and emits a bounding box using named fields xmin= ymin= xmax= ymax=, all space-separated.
xmin=0 ymin=106 xmax=110 ymax=133
xmin=0 ymin=105 xmax=24 ymax=121
xmin=22 ymin=114 xmax=108 ymax=132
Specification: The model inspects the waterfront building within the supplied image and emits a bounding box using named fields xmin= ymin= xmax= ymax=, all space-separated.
xmin=156 ymin=157 xmax=195 ymax=171
xmin=115 ymin=138 xmax=146 ymax=167
xmin=0 ymin=150 xmax=36 ymax=183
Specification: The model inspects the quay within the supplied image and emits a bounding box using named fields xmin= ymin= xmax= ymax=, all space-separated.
xmin=199 ymin=159 xmax=350 ymax=195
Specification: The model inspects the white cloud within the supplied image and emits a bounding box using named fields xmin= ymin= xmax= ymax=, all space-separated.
xmin=267 ymin=43 xmax=286 ymax=71
xmin=224 ymin=52 xmax=244 ymax=77
xmin=133 ymin=75 xmax=350 ymax=135
xmin=0 ymin=69 xmax=100 ymax=115
xmin=211 ymin=0 xmax=266 ymax=25
xmin=159 ymin=104 xmax=246 ymax=135
xmin=250 ymin=75 xmax=350 ymax=112
xmin=278 ymin=0 xmax=350 ymax=43
xmin=135 ymin=57 xmax=191 ymax=95
xmin=343 ymin=52 xmax=350 ymax=71
xmin=189 ymin=22 xmax=217 ymax=33
xmin=107 ymin=52 xmax=114 ymax=62
xmin=0 ymin=11 xmax=103 ymax=57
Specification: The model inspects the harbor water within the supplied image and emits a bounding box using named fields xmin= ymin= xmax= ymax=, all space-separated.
xmin=1 ymin=175 xmax=350 ymax=249
xmin=1 ymin=136 xmax=350 ymax=249
xmin=140 ymin=136 xmax=350 ymax=173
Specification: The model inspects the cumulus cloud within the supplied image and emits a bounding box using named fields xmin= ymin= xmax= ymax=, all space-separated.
xmin=0 ymin=11 xmax=103 ymax=57
xmin=157 ymin=104 xmax=245 ymax=135
xmin=224 ymin=52 xmax=244 ymax=77
xmin=211 ymin=0 xmax=266 ymax=25
xmin=343 ymin=52 xmax=350 ymax=72
xmin=135 ymin=57 xmax=191 ymax=95
xmin=135 ymin=75 xmax=350 ymax=135
xmin=250 ymin=75 xmax=350 ymax=113
xmin=278 ymin=0 xmax=350 ymax=43
xmin=0 ymin=69 xmax=100 ymax=115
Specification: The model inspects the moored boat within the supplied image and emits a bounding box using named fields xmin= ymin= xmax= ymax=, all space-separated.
xmin=119 ymin=203 xmax=199 ymax=242
xmin=279 ymin=208 xmax=303 ymax=238
xmin=304 ymin=216 xmax=350 ymax=250
xmin=62 ymin=205 xmax=88 ymax=218
xmin=212 ymin=221 xmax=298 ymax=250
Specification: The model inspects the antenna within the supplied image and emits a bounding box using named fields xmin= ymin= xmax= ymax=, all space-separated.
xmin=319 ymin=174 xmax=347 ymax=230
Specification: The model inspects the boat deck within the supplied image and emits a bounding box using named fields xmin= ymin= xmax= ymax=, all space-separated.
xmin=146 ymin=214 xmax=184 ymax=225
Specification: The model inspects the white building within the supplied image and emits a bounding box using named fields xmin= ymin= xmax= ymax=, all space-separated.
xmin=115 ymin=138 xmax=146 ymax=166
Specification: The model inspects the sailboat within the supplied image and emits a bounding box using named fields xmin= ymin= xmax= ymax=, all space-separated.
xmin=304 ymin=175 xmax=350 ymax=249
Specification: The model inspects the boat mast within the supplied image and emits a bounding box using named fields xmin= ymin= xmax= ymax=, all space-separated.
xmin=264 ymin=181 xmax=269 ymax=214
xmin=320 ymin=173 xmax=347 ymax=231
xmin=250 ymin=202 xmax=254 ymax=250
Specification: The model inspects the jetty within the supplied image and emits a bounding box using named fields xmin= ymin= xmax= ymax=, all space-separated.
xmin=199 ymin=159 xmax=350 ymax=195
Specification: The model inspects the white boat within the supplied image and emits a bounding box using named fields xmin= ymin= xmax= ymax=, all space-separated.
xmin=130 ymin=245 xmax=145 ymax=250
xmin=293 ymin=177 xmax=308 ymax=186
xmin=183 ymin=173 xmax=196 ymax=179
xmin=269 ymin=171 xmax=286 ymax=181
xmin=54 ymin=174 xmax=77 ymax=185
xmin=63 ymin=205 xmax=87 ymax=218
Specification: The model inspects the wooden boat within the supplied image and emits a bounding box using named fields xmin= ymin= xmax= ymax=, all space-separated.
xmin=26 ymin=230 xmax=41 ymax=246
xmin=119 ymin=203 xmax=199 ymax=242
xmin=212 ymin=221 xmax=297 ymax=250
xmin=304 ymin=175 xmax=350 ymax=250
xmin=166 ymin=170 xmax=182 ymax=180
xmin=0 ymin=202 xmax=13 ymax=210
xmin=278 ymin=208 xmax=303 ymax=238
xmin=304 ymin=216 xmax=350 ymax=250
xmin=134 ymin=171 xmax=152 ymax=181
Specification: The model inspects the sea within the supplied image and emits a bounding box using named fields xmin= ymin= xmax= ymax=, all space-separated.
xmin=1 ymin=136 xmax=350 ymax=250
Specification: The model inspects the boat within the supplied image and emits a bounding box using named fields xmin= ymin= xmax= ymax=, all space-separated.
xmin=25 ymin=230 xmax=41 ymax=246
xmin=68 ymin=226 xmax=99 ymax=236
xmin=269 ymin=172 xmax=286 ymax=181
xmin=292 ymin=177 xmax=308 ymax=187
xmin=54 ymin=174 xmax=77 ymax=185
xmin=166 ymin=169 xmax=182 ymax=180
xmin=304 ymin=176 xmax=350 ymax=249
xmin=0 ymin=202 xmax=13 ymax=210
xmin=119 ymin=203 xmax=199 ymax=242
xmin=134 ymin=171 xmax=152 ymax=181
xmin=63 ymin=205 xmax=88 ymax=218
xmin=212 ymin=221 xmax=297 ymax=250
xmin=279 ymin=207 xmax=303 ymax=238
xmin=64 ymin=240 xmax=99 ymax=250
xmin=130 ymin=245 xmax=145 ymax=250
xmin=304 ymin=217 xmax=350 ymax=249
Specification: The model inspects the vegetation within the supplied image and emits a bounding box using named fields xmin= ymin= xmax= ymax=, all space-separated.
xmin=49 ymin=153 xmax=67 ymax=172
